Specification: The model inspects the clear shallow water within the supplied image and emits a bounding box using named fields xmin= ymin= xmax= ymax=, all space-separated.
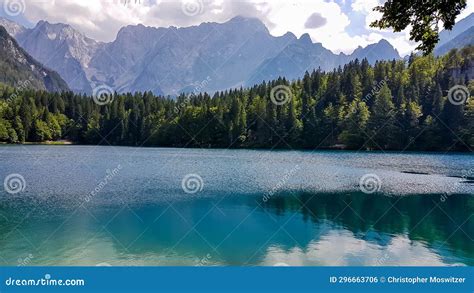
xmin=0 ymin=146 xmax=472 ymax=266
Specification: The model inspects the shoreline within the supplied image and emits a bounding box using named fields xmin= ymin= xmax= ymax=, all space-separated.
xmin=0 ymin=142 xmax=472 ymax=154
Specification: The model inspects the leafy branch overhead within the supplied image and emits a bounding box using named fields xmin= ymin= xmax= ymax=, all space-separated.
xmin=370 ymin=0 xmax=467 ymax=54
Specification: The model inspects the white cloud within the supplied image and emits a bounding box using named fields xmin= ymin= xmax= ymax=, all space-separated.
xmin=10 ymin=0 xmax=474 ymax=56
xmin=351 ymin=0 xmax=380 ymax=14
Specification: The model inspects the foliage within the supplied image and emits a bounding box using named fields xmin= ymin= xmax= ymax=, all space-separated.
xmin=371 ymin=0 xmax=467 ymax=54
xmin=0 ymin=47 xmax=472 ymax=151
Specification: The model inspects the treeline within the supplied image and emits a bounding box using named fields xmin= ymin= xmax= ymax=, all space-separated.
xmin=0 ymin=47 xmax=473 ymax=151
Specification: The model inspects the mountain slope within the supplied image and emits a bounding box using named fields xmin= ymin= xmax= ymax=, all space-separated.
xmin=247 ymin=38 xmax=400 ymax=86
xmin=435 ymin=13 xmax=474 ymax=56
xmin=0 ymin=17 xmax=25 ymax=37
xmin=435 ymin=26 xmax=474 ymax=56
xmin=438 ymin=13 xmax=474 ymax=48
xmin=90 ymin=17 xmax=297 ymax=95
xmin=0 ymin=16 xmax=406 ymax=95
xmin=15 ymin=20 xmax=101 ymax=93
xmin=348 ymin=39 xmax=400 ymax=64
xmin=246 ymin=33 xmax=338 ymax=86
xmin=0 ymin=26 xmax=69 ymax=92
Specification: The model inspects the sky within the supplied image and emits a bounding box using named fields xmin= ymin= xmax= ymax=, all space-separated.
xmin=1 ymin=0 xmax=473 ymax=56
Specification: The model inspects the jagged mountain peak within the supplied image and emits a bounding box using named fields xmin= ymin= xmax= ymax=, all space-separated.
xmin=33 ymin=19 xmax=98 ymax=45
xmin=228 ymin=15 xmax=265 ymax=25
xmin=350 ymin=39 xmax=400 ymax=63
xmin=0 ymin=25 xmax=69 ymax=92
xmin=0 ymin=17 xmax=25 ymax=37
xmin=3 ymin=16 xmax=415 ymax=95
xmin=298 ymin=33 xmax=313 ymax=44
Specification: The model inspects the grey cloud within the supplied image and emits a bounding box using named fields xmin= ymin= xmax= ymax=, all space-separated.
xmin=304 ymin=12 xmax=327 ymax=29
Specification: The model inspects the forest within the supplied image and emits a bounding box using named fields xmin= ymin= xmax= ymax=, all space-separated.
xmin=0 ymin=46 xmax=472 ymax=151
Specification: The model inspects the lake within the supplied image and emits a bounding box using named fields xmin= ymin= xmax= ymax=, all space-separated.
xmin=0 ymin=146 xmax=472 ymax=266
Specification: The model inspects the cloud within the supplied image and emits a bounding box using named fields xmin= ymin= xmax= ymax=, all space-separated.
xmin=6 ymin=0 xmax=474 ymax=56
xmin=304 ymin=12 xmax=327 ymax=29
xmin=351 ymin=0 xmax=380 ymax=14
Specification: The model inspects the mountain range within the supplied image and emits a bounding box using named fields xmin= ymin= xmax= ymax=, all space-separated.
xmin=0 ymin=13 xmax=472 ymax=95
xmin=0 ymin=16 xmax=401 ymax=95
xmin=435 ymin=13 xmax=474 ymax=56
xmin=0 ymin=26 xmax=68 ymax=92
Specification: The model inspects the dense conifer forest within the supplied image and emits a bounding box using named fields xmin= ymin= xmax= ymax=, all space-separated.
xmin=0 ymin=47 xmax=472 ymax=151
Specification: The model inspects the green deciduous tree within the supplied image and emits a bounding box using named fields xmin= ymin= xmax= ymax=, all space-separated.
xmin=371 ymin=0 xmax=467 ymax=54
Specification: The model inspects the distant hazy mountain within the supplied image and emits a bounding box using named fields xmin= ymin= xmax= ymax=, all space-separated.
xmin=435 ymin=13 xmax=474 ymax=56
xmin=90 ymin=17 xmax=296 ymax=95
xmin=349 ymin=39 xmax=401 ymax=64
xmin=14 ymin=20 xmax=100 ymax=93
xmin=436 ymin=26 xmax=474 ymax=56
xmin=437 ymin=13 xmax=473 ymax=48
xmin=0 ymin=16 xmax=406 ymax=95
xmin=247 ymin=37 xmax=400 ymax=86
xmin=0 ymin=18 xmax=25 ymax=37
xmin=0 ymin=26 xmax=69 ymax=92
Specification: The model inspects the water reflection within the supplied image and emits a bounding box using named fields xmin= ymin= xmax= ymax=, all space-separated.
xmin=260 ymin=192 xmax=473 ymax=266
xmin=0 ymin=192 xmax=472 ymax=266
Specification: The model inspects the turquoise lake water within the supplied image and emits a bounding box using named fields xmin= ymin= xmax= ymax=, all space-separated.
xmin=0 ymin=146 xmax=473 ymax=266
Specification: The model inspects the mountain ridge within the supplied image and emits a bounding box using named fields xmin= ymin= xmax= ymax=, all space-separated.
xmin=435 ymin=13 xmax=474 ymax=56
xmin=0 ymin=25 xmax=69 ymax=92
xmin=8 ymin=16 xmax=469 ymax=96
